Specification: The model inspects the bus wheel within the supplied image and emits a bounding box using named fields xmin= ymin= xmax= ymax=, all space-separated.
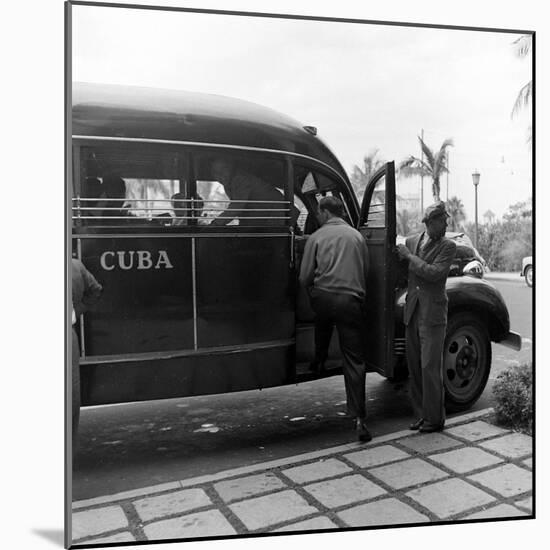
xmin=525 ymin=265 xmax=533 ymax=287
xmin=443 ymin=313 xmax=491 ymax=413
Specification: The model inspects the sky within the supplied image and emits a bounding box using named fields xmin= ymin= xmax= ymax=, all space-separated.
xmin=71 ymin=4 xmax=532 ymax=220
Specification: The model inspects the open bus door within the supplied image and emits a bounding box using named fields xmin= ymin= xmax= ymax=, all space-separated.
xmin=358 ymin=162 xmax=397 ymax=376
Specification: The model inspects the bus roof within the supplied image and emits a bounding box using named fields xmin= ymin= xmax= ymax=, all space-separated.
xmin=72 ymin=82 xmax=350 ymax=182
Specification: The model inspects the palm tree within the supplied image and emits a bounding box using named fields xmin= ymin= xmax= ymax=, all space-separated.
xmin=511 ymin=35 xmax=532 ymax=146
xmin=399 ymin=136 xmax=453 ymax=203
xmin=483 ymin=209 xmax=496 ymax=225
xmin=350 ymin=149 xmax=385 ymax=203
xmin=397 ymin=208 xmax=421 ymax=236
xmin=446 ymin=196 xmax=466 ymax=232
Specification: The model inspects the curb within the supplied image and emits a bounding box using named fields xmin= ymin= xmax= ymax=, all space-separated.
xmin=484 ymin=272 xmax=522 ymax=282
xmin=73 ymin=407 xmax=495 ymax=511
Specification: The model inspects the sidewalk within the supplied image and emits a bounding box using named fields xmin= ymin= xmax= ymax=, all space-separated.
xmin=71 ymin=408 xmax=533 ymax=545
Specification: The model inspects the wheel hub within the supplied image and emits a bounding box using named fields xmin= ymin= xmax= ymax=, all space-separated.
xmin=455 ymin=345 xmax=477 ymax=380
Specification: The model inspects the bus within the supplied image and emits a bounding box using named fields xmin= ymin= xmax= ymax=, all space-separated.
xmin=70 ymin=82 xmax=520 ymax=414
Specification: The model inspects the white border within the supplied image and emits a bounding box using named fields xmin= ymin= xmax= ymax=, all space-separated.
xmin=4 ymin=1 xmax=545 ymax=550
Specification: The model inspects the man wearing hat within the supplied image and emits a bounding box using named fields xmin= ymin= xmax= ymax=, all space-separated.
xmin=396 ymin=201 xmax=456 ymax=433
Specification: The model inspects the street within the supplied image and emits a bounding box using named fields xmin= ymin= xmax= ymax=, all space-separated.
xmin=73 ymin=278 xmax=532 ymax=502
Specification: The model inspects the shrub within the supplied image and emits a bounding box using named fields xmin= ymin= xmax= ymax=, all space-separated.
xmin=492 ymin=363 xmax=532 ymax=434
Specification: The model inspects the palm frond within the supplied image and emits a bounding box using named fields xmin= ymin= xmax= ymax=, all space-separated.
xmin=511 ymin=81 xmax=532 ymax=118
xmin=398 ymin=163 xmax=429 ymax=179
xmin=433 ymin=139 xmax=454 ymax=176
xmin=512 ymin=35 xmax=532 ymax=58
xmin=418 ymin=136 xmax=436 ymax=169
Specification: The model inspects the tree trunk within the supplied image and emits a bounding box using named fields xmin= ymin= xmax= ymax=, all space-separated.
xmin=432 ymin=177 xmax=440 ymax=202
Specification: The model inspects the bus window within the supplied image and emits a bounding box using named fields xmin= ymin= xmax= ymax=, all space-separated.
xmin=194 ymin=153 xmax=289 ymax=227
xmin=293 ymin=195 xmax=308 ymax=235
xmin=74 ymin=146 xmax=185 ymax=226
xmin=366 ymin=177 xmax=386 ymax=227
xmin=294 ymin=166 xmax=354 ymax=231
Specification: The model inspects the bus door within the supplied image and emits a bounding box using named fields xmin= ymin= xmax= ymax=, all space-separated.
xmin=358 ymin=162 xmax=397 ymax=375
xmin=192 ymin=151 xmax=295 ymax=391
xmin=292 ymin=166 xmax=357 ymax=374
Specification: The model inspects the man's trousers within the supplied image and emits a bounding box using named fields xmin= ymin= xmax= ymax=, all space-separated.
xmin=406 ymin=308 xmax=446 ymax=427
xmin=310 ymin=288 xmax=367 ymax=419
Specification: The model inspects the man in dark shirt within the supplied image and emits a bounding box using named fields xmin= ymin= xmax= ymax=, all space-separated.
xmin=396 ymin=201 xmax=456 ymax=433
xmin=299 ymin=196 xmax=371 ymax=442
xmin=209 ymin=159 xmax=287 ymax=227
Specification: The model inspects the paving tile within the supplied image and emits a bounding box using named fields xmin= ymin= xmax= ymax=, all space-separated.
xmin=304 ymin=474 xmax=386 ymax=508
xmin=406 ymin=478 xmax=495 ymax=518
xmin=72 ymin=506 xmax=128 ymax=540
xmin=479 ymin=433 xmax=532 ymax=459
xmin=144 ymin=510 xmax=236 ymax=539
xmin=214 ymin=473 xmax=286 ymax=503
xmin=229 ymin=489 xmax=318 ymax=530
xmin=515 ymin=496 xmax=532 ymax=513
xmin=343 ymin=445 xmax=410 ymax=468
xmin=338 ymin=497 xmax=429 ymax=527
xmin=463 ymin=504 xmax=528 ymax=520
xmin=469 ymin=464 xmax=532 ymax=498
xmin=272 ymin=516 xmax=337 ymax=532
xmin=84 ymin=532 xmax=137 ymax=544
xmin=398 ymin=433 xmax=462 ymax=454
xmin=428 ymin=447 xmax=503 ymax=474
xmin=72 ymin=482 xmax=181 ymax=510
xmin=134 ymin=488 xmax=212 ymax=522
xmin=282 ymin=458 xmax=352 ymax=484
xmin=369 ymin=458 xmax=447 ymax=490
xmin=445 ymin=421 xmax=509 ymax=441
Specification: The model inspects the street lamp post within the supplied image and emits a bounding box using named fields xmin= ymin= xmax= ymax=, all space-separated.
xmin=472 ymin=170 xmax=481 ymax=248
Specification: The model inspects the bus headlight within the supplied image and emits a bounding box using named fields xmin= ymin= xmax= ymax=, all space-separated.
xmin=463 ymin=260 xmax=484 ymax=279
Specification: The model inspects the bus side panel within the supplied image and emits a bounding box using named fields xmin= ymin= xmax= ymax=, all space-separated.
xmin=195 ymin=235 xmax=294 ymax=347
xmin=80 ymin=346 xmax=293 ymax=405
xmin=79 ymin=235 xmax=194 ymax=355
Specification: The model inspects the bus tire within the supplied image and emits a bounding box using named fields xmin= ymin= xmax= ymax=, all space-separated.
xmin=443 ymin=312 xmax=491 ymax=413
xmin=524 ymin=265 xmax=533 ymax=287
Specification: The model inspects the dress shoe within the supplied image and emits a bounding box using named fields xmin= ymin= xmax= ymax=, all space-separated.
xmin=355 ymin=418 xmax=373 ymax=443
xmin=419 ymin=422 xmax=444 ymax=433
xmin=409 ymin=418 xmax=424 ymax=430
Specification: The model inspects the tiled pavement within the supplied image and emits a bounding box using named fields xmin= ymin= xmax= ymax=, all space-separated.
xmin=71 ymin=408 xmax=533 ymax=545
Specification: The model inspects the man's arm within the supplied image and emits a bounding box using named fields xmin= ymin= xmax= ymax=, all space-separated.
xmin=407 ymin=240 xmax=457 ymax=282
xmin=209 ymin=203 xmax=243 ymax=226
xmin=210 ymin=176 xmax=249 ymax=226
xmin=82 ymin=266 xmax=103 ymax=306
xmin=299 ymin=236 xmax=317 ymax=288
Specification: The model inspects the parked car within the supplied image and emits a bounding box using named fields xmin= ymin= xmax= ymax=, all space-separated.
xmin=521 ymin=256 xmax=533 ymax=287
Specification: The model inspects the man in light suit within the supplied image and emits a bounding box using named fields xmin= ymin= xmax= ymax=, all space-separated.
xmin=396 ymin=202 xmax=456 ymax=433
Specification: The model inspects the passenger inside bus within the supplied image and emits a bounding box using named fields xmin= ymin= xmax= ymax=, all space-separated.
xmin=208 ymin=158 xmax=287 ymax=227
xmin=99 ymin=175 xmax=130 ymax=221
xmin=171 ymin=192 xmax=206 ymax=226
xmin=81 ymin=176 xmax=103 ymax=221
